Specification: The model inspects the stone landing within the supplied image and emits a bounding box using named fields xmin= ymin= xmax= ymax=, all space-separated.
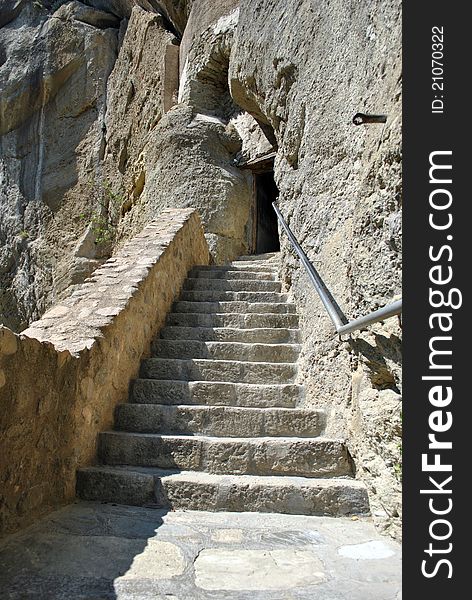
xmin=0 ymin=502 xmax=401 ymax=600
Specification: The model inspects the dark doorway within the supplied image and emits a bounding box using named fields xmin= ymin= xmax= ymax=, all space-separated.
xmin=254 ymin=170 xmax=280 ymax=254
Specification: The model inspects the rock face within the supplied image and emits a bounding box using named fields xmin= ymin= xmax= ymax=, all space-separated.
xmin=123 ymin=2 xmax=255 ymax=263
xmin=229 ymin=0 xmax=402 ymax=538
xmin=0 ymin=1 xmax=119 ymax=330
xmin=142 ymin=105 xmax=254 ymax=263
xmin=102 ymin=5 xmax=179 ymax=239
xmin=0 ymin=0 xmax=254 ymax=333
xmin=1 ymin=0 xmax=402 ymax=538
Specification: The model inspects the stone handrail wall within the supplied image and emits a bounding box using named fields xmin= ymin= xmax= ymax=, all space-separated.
xmin=0 ymin=209 xmax=209 ymax=536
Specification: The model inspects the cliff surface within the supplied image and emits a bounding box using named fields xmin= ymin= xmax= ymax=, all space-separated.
xmin=0 ymin=0 xmax=402 ymax=538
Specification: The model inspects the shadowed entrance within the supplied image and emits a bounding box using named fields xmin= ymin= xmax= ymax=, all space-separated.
xmin=254 ymin=170 xmax=280 ymax=254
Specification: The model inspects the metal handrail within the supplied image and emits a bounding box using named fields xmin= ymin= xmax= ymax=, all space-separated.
xmin=272 ymin=202 xmax=402 ymax=337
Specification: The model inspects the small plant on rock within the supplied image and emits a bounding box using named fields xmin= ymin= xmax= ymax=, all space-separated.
xmin=78 ymin=180 xmax=124 ymax=256
xmin=90 ymin=212 xmax=115 ymax=247
xmin=103 ymin=180 xmax=125 ymax=224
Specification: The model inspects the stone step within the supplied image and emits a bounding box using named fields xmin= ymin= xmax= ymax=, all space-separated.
xmin=192 ymin=264 xmax=278 ymax=274
xmin=98 ymin=433 xmax=352 ymax=478
xmin=227 ymin=261 xmax=279 ymax=270
xmin=114 ymin=405 xmax=325 ymax=437
xmin=160 ymin=326 xmax=300 ymax=344
xmin=183 ymin=278 xmax=282 ymax=292
xmin=179 ymin=290 xmax=288 ymax=303
xmin=189 ymin=269 xmax=277 ymax=281
xmin=151 ymin=340 xmax=301 ymax=363
xmin=172 ymin=301 xmax=297 ymax=315
xmin=140 ymin=358 xmax=298 ymax=384
xmin=131 ymin=380 xmax=302 ymax=408
xmin=236 ymin=252 xmax=280 ymax=262
xmin=166 ymin=312 xmax=299 ymax=329
xmin=231 ymin=256 xmax=280 ymax=265
xmin=77 ymin=467 xmax=369 ymax=516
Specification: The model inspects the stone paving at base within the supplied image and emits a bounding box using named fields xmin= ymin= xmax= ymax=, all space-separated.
xmin=0 ymin=501 xmax=401 ymax=600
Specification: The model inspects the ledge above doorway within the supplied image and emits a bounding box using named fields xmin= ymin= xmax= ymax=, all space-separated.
xmin=237 ymin=151 xmax=277 ymax=173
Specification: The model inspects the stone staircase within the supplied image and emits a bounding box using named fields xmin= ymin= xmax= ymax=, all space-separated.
xmin=77 ymin=253 xmax=369 ymax=516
